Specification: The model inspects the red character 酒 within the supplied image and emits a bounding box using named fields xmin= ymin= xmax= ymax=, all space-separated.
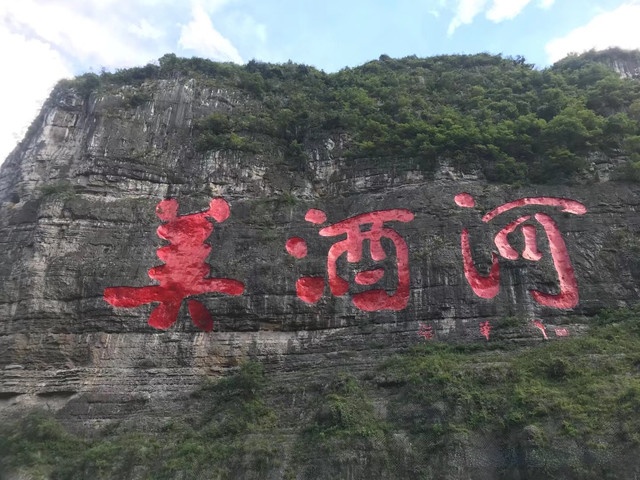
xmin=455 ymin=194 xmax=587 ymax=309
xmin=104 ymin=198 xmax=244 ymax=331
xmin=286 ymin=208 xmax=414 ymax=311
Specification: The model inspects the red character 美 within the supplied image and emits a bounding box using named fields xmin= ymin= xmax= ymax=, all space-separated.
xmin=286 ymin=208 xmax=414 ymax=311
xmin=104 ymin=198 xmax=244 ymax=331
xmin=455 ymin=194 xmax=587 ymax=309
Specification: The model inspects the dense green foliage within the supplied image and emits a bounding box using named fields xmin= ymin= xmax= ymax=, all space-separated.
xmin=0 ymin=362 xmax=280 ymax=479
xmin=3 ymin=308 xmax=640 ymax=478
xmin=307 ymin=374 xmax=387 ymax=441
xmin=384 ymin=306 xmax=640 ymax=478
xmin=58 ymin=49 xmax=640 ymax=184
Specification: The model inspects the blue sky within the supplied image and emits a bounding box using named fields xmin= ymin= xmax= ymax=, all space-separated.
xmin=1 ymin=0 xmax=640 ymax=163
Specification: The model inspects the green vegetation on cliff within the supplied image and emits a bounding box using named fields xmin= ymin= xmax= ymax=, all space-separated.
xmin=384 ymin=307 xmax=640 ymax=478
xmin=0 ymin=362 xmax=280 ymax=479
xmin=60 ymin=48 xmax=640 ymax=185
xmin=3 ymin=307 xmax=640 ymax=479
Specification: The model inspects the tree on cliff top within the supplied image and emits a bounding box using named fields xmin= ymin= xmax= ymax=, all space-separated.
xmin=60 ymin=48 xmax=640 ymax=185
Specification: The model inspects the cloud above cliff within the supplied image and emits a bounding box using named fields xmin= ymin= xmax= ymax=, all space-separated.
xmin=0 ymin=0 xmax=256 ymax=162
xmin=0 ymin=1 xmax=160 ymax=69
xmin=0 ymin=26 xmax=72 ymax=164
xmin=545 ymin=2 xmax=640 ymax=63
xmin=0 ymin=0 xmax=256 ymax=75
xmin=446 ymin=0 xmax=555 ymax=35
xmin=178 ymin=2 xmax=243 ymax=63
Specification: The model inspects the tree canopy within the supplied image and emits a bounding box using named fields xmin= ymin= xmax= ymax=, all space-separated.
xmin=60 ymin=49 xmax=640 ymax=184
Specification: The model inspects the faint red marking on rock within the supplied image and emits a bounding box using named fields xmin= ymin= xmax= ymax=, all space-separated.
xmin=554 ymin=328 xmax=570 ymax=337
xmin=285 ymin=237 xmax=308 ymax=259
xmin=417 ymin=323 xmax=434 ymax=340
xmin=104 ymin=198 xmax=244 ymax=331
xmin=480 ymin=320 xmax=492 ymax=341
xmin=457 ymin=194 xmax=586 ymax=309
xmin=532 ymin=319 xmax=549 ymax=340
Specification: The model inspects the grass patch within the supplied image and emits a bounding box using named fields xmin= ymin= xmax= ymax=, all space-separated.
xmin=305 ymin=374 xmax=388 ymax=443
xmin=37 ymin=181 xmax=76 ymax=200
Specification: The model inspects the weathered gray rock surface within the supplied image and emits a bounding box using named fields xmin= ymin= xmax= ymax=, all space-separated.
xmin=1 ymin=74 xmax=639 ymax=478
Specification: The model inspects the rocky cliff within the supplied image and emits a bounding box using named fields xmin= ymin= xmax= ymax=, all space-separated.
xmin=578 ymin=47 xmax=640 ymax=79
xmin=1 ymin=54 xmax=640 ymax=479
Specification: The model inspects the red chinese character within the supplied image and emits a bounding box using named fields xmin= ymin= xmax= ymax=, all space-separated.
xmin=532 ymin=319 xmax=549 ymax=340
xmin=418 ymin=323 xmax=434 ymax=340
xmin=104 ymin=198 xmax=244 ymax=331
xmin=479 ymin=321 xmax=492 ymax=340
xmin=554 ymin=327 xmax=570 ymax=337
xmin=286 ymin=208 xmax=414 ymax=311
xmin=455 ymin=193 xmax=587 ymax=309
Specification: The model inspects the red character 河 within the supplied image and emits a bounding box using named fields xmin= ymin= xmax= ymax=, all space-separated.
xmin=455 ymin=193 xmax=586 ymax=309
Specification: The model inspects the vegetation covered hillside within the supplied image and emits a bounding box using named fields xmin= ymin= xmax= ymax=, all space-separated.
xmin=60 ymin=48 xmax=640 ymax=185
xmin=3 ymin=307 xmax=640 ymax=479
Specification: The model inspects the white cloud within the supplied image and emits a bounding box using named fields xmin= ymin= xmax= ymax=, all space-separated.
xmin=0 ymin=0 xmax=248 ymax=163
xmin=447 ymin=0 xmax=555 ymax=34
xmin=427 ymin=0 xmax=449 ymax=18
xmin=128 ymin=19 xmax=164 ymax=40
xmin=486 ymin=0 xmax=533 ymax=22
xmin=448 ymin=0 xmax=487 ymax=35
xmin=0 ymin=0 xmax=174 ymax=164
xmin=0 ymin=1 xmax=160 ymax=68
xmin=198 ymin=0 xmax=233 ymax=12
xmin=178 ymin=3 xmax=242 ymax=63
xmin=0 ymin=28 xmax=72 ymax=162
xmin=226 ymin=11 xmax=267 ymax=45
xmin=545 ymin=3 xmax=640 ymax=63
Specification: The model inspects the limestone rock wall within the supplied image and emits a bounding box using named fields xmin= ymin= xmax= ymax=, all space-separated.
xmin=0 ymin=78 xmax=639 ymax=429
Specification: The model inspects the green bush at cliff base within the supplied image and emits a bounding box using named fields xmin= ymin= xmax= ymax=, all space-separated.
xmin=306 ymin=374 xmax=388 ymax=442
xmin=0 ymin=362 xmax=280 ymax=480
xmin=2 ymin=308 xmax=640 ymax=478
xmin=382 ymin=306 xmax=640 ymax=477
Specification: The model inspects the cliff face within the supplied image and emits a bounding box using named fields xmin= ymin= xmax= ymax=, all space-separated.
xmin=556 ymin=47 xmax=640 ymax=80
xmin=588 ymin=48 xmax=640 ymax=79
xmin=1 ymin=64 xmax=640 ymax=478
